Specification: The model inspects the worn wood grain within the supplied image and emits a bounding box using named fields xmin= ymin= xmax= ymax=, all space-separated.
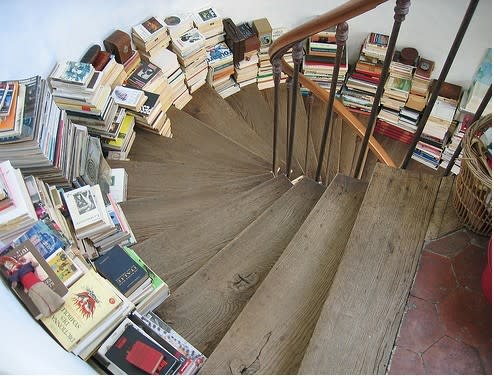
xmin=108 ymin=160 xmax=270 ymax=200
xmin=155 ymin=177 xmax=325 ymax=356
xmin=298 ymin=164 xmax=441 ymax=375
xmin=133 ymin=175 xmax=292 ymax=291
xmin=121 ymin=173 xmax=273 ymax=241
xmin=200 ymin=174 xmax=367 ymax=375
xmin=339 ymin=121 xmax=360 ymax=177
xmin=425 ymin=176 xmax=455 ymax=241
xmin=183 ymin=85 xmax=272 ymax=163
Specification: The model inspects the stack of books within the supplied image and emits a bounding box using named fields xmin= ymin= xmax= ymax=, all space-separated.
xmin=149 ymin=48 xmax=192 ymax=110
xmin=109 ymin=168 xmax=128 ymax=204
xmin=171 ymin=28 xmax=208 ymax=93
xmin=232 ymin=22 xmax=260 ymax=88
xmin=407 ymin=57 xmax=435 ymax=112
xmin=193 ymin=6 xmax=225 ymax=48
xmin=302 ymin=27 xmax=348 ymax=95
xmin=98 ymin=56 xmax=127 ymax=90
xmin=131 ymin=17 xmax=171 ymax=62
xmin=96 ymin=312 xmax=206 ymax=375
xmin=101 ymin=112 xmax=137 ymax=160
xmin=413 ymin=81 xmax=462 ymax=169
xmin=440 ymin=106 xmax=472 ymax=174
xmin=205 ymin=43 xmax=237 ymax=97
xmin=341 ymin=32 xmax=389 ymax=114
xmin=123 ymin=50 xmax=142 ymax=79
xmin=164 ymin=13 xmax=194 ymax=40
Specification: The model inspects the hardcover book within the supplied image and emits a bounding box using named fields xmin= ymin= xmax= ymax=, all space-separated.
xmin=2 ymin=240 xmax=68 ymax=319
xmin=93 ymin=245 xmax=148 ymax=297
xmin=41 ymin=269 xmax=123 ymax=351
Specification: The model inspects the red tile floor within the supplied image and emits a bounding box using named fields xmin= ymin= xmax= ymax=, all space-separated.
xmin=388 ymin=229 xmax=492 ymax=374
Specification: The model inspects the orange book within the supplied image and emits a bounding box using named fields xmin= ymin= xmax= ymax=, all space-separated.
xmin=0 ymin=82 xmax=19 ymax=132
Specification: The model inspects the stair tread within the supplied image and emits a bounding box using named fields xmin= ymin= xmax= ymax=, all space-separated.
xmin=108 ymin=160 xmax=269 ymax=200
xmin=225 ymin=85 xmax=298 ymax=174
xmin=261 ymin=84 xmax=318 ymax=177
xmin=298 ymin=164 xmax=441 ymax=374
xmin=200 ymin=174 xmax=368 ymax=375
xmin=132 ymin=175 xmax=292 ymax=291
xmin=121 ymin=173 xmax=273 ymax=241
xmin=183 ymin=85 xmax=273 ymax=163
xmin=154 ymin=177 xmax=325 ymax=356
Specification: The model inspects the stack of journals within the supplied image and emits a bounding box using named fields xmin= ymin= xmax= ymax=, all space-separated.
xmin=302 ymin=27 xmax=348 ymax=95
xmin=341 ymin=32 xmax=389 ymax=114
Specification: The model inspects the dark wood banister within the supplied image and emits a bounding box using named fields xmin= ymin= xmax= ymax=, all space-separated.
xmin=268 ymin=0 xmax=397 ymax=168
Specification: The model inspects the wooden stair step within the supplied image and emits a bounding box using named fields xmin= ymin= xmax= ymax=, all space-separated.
xmin=108 ymin=160 xmax=270 ymax=200
xmin=225 ymin=84 xmax=298 ymax=175
xmin=261 ymin=84 xmax=318 ymax=178
xmin=121 ymin=173 xmax=273 ymax=242
xmin=199 ymin=174 xmax=368 ymax=375
xmin=133 ymin=175 xmax=292 ymax=291
xmin=298 ymin=164 xmax=441 ymax=375
xmin=183 ymin=85 xmax=272 ymax=163
xmin=154 ymin=177 xmax=325 ymax=356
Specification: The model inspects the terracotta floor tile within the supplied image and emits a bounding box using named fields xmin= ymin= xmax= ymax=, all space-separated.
xmin=422 ymin=336 xmax=484 ymax=374
xmin=425 ymin=230 xmax=472 ymax=257
xmin=438 ymin=287 xmax=491 ymax=348
xmin=411 ymin=251 xmax=457 ymax=303
xmin=478 ymin=343 xmax=492 ymax=374
xmin=388 ymin=346 xmax=425 ymax=375
xmin=469 ymin=231 xmax=490 ymax=250
xmin=396 ymin=296 xmax=445 ymax=353
xmin=452 ymin=244 xmax=487 ymax=292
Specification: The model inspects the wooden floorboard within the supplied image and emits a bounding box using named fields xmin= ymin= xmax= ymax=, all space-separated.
xmin=425 ymin=176 xmax=455 ymax=241
xmin=121 ymin=173 xmax=273 ymax=241
xmin=200 ymin=174 xmax=367 ymax=375
xmin=298 ymin=164 xmax=441 ymax=375
xmin=183 ymin=85 xmax=272 ymax=163
xmin=155 ymin=177 xmax=325 ymax=357
xmin=133 ymin=175 xmax=292 ymax=291
xmin=108 ymin=160 xmax=270 ymax=200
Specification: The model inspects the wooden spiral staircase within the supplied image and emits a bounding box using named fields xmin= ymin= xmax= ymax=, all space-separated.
xmin=106 ymin=0 xmax=478 ymax=373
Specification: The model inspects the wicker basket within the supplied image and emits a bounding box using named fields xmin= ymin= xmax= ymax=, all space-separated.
xmin=453 ymin=114 xmax=492 ymax=235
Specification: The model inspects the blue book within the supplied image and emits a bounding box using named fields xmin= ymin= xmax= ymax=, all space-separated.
xmin=93 ymin=245 xmax=148 ymax=297
xmin=12 ymin=220 xmax=67 ymax=258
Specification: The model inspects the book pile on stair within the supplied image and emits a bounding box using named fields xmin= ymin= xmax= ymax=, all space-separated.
xmin=193 ymin=6 xmax=225 ymax=48
xmin=0 ymin=159 xmax=206 ymax=372
xmin=205 ymin=42 xmax=238 ymax=98
xmin=302 ymin=26 xmax=348 ymax=96
xmin=131 ymin=16 xmax=171 ymax=62
xmin=341 ymin=32 xmax=389 ymax=114
xmin=171 ymin=28 xmax=208 ymax=93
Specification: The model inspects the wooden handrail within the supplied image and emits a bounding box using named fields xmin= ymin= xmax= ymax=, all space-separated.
xmin=269 ymin=0 xmax=396 ymax=168
xmin=269 ymin=0 xmax=388 ymax=61
xmin=281 ymin=60 xmax=397 ymax=168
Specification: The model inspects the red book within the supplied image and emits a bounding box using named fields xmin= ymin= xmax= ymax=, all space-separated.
xmin=126 ymin=340 xmax=165 ymax=374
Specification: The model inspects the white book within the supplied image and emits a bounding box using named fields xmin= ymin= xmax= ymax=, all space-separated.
xmin=132 ymin=16 xmax=168 ymax=43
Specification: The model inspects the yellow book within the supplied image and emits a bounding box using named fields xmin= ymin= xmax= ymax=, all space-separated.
xmin=41 ymin=269 xmax=122 ymax=351
xmin=105 ymin=114 xmax=134 ymax=149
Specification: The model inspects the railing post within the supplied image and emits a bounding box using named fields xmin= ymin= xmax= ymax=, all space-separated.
xmin=286 ymin=41 xmax=304 ymax=178
xmin=444 ymin=84 xmax=492 ymax=176
xmin=315 ymin=22 xmax=349 ymax=182
xmin=305 ymin=92 xmax=315 ymax=173
xmin=353 ymin=0 xmax=411 ymax=178
xmin=401 ymin=0 xmax=480 ymax=169
xmin=272 ymin=57 xmax=282 ymax=175
xmin=286 ymin=75 xmax=292 ymax=173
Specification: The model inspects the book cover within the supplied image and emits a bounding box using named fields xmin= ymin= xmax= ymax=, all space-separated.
xmin=123 ymin=246 xmax=167 ymax=293
xmin=46 ymin=248 xmax=84 ymax=287
xmin=1 ymin=240 xmax=68 ymax=319
xmin=127 ymin=62 xmax=161 ymax=88
xmin=94 ymin=245 xmax=148 ymax=297
xmin=63 ymin=185 xmax=104 ymax=231
xmin=133 ymin=16 xmax=166 ymax=42
xmin=112 ymin=86 xmax=146 ymax=108
xmin=11 ymin=220 xmax=67 ymax=259
xmin=41 ymin=269 xmax=122 ymax=351
xmin=51 ymin=61 xmax=94 ymax=85
xmin=126 ymin=340 xmax=164 ymax=374
xmin=206 ymin=43 xmax=233 ymax=65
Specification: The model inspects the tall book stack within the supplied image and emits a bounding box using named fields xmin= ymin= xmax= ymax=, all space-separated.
xmin=132 ymin=17 xmax=171 ymax=62
xmin=171 ymin=28 xmax=208 ymax=93
xmin=375 ymin=49 xmax=417 ymax=144
xmin=406 ymin=57 xmax=435 ymax=112
xmin=302 ymin=27 xmax=349 ymax=95
xmin=98 ymin=56 xmax=127 ymax=90
xmin=252 ymin=18 xmax=274 ymax=91
xmin=101 ymin=109 xmax=138 ymax=159
xmin=48 ymin=61 xmax=120 ymax=141
xmin=412 ymin=81 xmax=462 ymax=169
xmin=341 ymin=32 xmax=389 ymax=114
xmin=231 ymin=22 xmax=261 ymax=88
xmin=205 ymin=43 xmax=238 ymax=98
xmin=149 ymin=48 xmax=192 ymax=110
xmin=193 ymin=7 xmax=225 ymax=48
xmin=164 ymin=14 xmax=194 ymax=40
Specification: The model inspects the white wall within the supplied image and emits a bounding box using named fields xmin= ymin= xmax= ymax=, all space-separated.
xmin=0 ymin=0 xmax=491 ymax=373
xmin=0 ymin=0 xmax=492 ymax=88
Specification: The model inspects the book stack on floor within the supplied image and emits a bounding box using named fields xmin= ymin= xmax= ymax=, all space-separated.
xmin=171 ymin=28 xmax=208 ymax=93
xmin=205 ymin=42 xmax=238 ymax=98
xmin=193 ymin=6 xmax=225 ymax=48
xmin=406 ymin=57 xmax=435 ymax=112
xmin=341 ymin=32 xmax=389 ymax=114
xmin=412 ymin=81 xmax=462 ymax=169
xmin=149 ymin=48 xmax=192 ymax=110
xmin=79 ymin=44 xmax=127 ymax=90
xmin=252 ymin=18 xmax=275 ymax=90
xmin=132 ymin=17 xmax=171 ymax=62
xmin=164 ymin=13 xmax=194 ymax=40
xmin=301 ymin=27 xmax=349 ymax=96
xmin=123 ymin=50 xmax=143 ymax=79
xmin=375 ymin=48 xmax=417 ymax=144
xmin=95 ymin=312 xmax=206 ymax=375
